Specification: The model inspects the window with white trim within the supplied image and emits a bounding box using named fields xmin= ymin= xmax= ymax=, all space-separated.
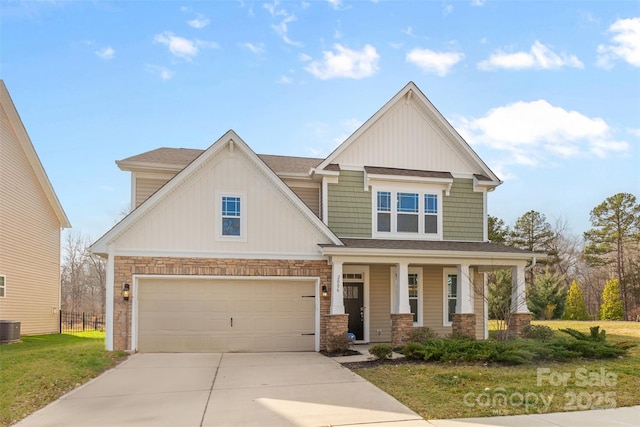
xmin=408 ymin=273 xmax=419 ymax=323
xmin=0 ymin=275 xmax=5 ymax=298
xmin=390 ymin=267 xmax=423 ymax=326
xmin=444 ymin=270 xmax=458 ymax=325
xmin=373 ymin=188 xmax=441 ymax=239
xmin=217 ymin=193 xmax=246 ymax=240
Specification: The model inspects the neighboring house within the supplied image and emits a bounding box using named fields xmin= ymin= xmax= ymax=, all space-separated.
xmin=0 ymin=80 xmax=71 ymax=335
xmin=91 ymin=82 xmax=540 ymax=353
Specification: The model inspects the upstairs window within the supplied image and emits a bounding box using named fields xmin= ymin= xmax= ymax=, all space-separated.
xmin=373 ymin=188 xmax=441 ymax=239
xmin=0 ymin=275 xmax=5 ymax=298
xmin=217 ymin=193 xmax=246 ymax=240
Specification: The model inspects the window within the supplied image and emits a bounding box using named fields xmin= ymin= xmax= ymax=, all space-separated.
xmin=0 ymin=275 xmax=4 ymax=298
xmin=446 ymin=273 xmax=458 ymax=324
xmin=408 ymin=273 xmax=419 ymax=323
xmin=373 ymin=189 xmax=441 ymax=238
xmin=376 ymin=191 xmax=391 ymax=232
xmin=217 ymin=193 xmax=246 ymax=240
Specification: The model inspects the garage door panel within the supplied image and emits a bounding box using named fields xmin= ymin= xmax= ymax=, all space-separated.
xmin=137 ymin=279 xmax=316 ymax=352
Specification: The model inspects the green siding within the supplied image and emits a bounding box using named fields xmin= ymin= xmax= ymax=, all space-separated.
xmin=327 ymin=170 xmax=372 ymax=238
xmin=443 ymin=178 xmax=484 ymax=241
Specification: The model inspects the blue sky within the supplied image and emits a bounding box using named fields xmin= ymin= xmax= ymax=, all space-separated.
xmin=2 ymin=0 xmax=638 ymax=241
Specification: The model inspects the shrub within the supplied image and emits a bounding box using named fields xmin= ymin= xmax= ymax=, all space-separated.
xmin=326 ymin=334 xmax=350 ymax=353
xmin=368 ymin=344 xmax=393 ymax=360
xmin=521 ymin=324 xmax=554 ymax=340
xmin=407 ymin=327 xmax=438 ymax=343
xmin=599 ymin=279 xmax=624 ymax=320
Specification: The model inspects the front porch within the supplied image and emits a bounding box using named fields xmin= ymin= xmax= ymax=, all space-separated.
xmin=320 ymin=239 xmax=537 ymax=348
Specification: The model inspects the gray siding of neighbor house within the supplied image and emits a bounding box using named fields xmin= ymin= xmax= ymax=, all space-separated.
xmin=327 ymin=170 xmax=372 ymax=238
xmin=443 ymin=178 xmax=484 ymax=241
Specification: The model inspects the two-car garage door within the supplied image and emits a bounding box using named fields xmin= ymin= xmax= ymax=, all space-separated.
xmin=136 ymin=278 xmax=316 ymax=352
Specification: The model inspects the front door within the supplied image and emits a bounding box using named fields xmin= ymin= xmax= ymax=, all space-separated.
xmin=344 ymin=282 xmax=364 ymax=340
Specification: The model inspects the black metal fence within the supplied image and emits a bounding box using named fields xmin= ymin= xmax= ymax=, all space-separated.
xmin=60 ymin=311 xmax=105 ymax=333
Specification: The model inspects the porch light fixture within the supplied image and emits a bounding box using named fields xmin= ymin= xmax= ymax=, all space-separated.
xmin=122 ymin=283 xmax=130 ymax=301
xmin=322 ymin=285 xmax=328 ymax=297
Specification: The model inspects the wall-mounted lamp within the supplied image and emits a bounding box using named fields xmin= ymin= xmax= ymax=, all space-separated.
xmin=322 ymin=285 xmax=328 ymax=298
xmin=122 ymin=283 xmax=130 ymax=301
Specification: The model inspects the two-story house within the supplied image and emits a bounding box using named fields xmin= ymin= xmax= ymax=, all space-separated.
xmin=91 ymin=82 xmax=538 ymax=353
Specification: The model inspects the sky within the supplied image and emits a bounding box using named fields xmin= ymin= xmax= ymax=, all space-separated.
xmin=2 ymin=0 xmax=639 ymax=242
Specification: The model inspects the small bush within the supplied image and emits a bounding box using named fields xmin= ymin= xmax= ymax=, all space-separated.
xmin=408 ymin=327 xmax=438 ymax=343
xmin=369 ymin=343 xmax=393 ymax=360
xmin=521 ymin=324 xmax=554 ymax=340
xmin=326 ymin=334 xmax=350 ymax=353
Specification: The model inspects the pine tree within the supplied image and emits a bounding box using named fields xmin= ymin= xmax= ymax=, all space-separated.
xmin=562 ymin=280 xmax=589 ymax=320
xmin=527 ymin=268 xmax=566 ymax=320
xmin=599 ymin=278 xmax=624 ymax=320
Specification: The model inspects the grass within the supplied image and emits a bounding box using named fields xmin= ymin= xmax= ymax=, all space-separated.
xmin=352 ymin=321 xmax=640 ymax=420
xmin=0 ymin=331 xmax=127 ymax=426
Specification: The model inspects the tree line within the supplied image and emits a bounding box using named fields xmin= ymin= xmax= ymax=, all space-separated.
xmin=488 ymin=192 xmax=640 ymax=322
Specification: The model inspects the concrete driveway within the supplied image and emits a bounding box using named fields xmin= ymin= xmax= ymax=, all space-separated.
xmin=15 ymin=352 xmax=429 ymax=427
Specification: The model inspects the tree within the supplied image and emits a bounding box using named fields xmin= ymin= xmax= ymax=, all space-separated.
xmin=488 ymin=215 xmax=509 ymax=243
xmin=599 ymin=278 xmax=624 ymax=320
xmin=527 ymin=268 xmax=566 ymax=320
xmin=584 ymin=193 xmax=640 ymax=319
xmin=510 ymin=210 xmax=556 ymax=285
xmin=61 ymin=231 xmax=106 ymax=314
xmin=563 ymin=280 xmax=589 ymax=320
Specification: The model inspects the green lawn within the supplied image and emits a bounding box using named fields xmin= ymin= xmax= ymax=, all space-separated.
xmin=0 ymin=332 xmax=127 ymax=426
xmin=352 ymin=321 xmax=640 ymax=420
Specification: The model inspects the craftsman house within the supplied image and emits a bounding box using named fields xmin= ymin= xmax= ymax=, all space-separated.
xmin=91 ymin=82 xmax=538 ymax=352
xmin=0 ymin=80 xmax=71 ymax=336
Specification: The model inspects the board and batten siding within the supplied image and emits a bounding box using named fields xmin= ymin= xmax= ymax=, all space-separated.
xmin=443 ymin=178 xmax=484 ymax=241
xmin=0 ymin=103 xmax=61 ymax=335
xmin=327 ymin=170 xmax=371 ymax=238
xmin=116 ymin=145 xmax=333 ymax=255
xmin=330 ymin=99 xmax=479 ymax=174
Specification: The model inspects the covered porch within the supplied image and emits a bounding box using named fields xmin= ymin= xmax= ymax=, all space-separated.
xmin=320 ymin=239 xmax=538 ymax=347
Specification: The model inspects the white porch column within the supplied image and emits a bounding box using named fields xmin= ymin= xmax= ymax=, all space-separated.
xmin=511 ymin=265 xmax=528 ymax=313
xmin=397 ymin=262 xmax=411 ymax=313
xmin=330 ymin=260 xmax=344 ymax=314
xmin=457 ymin=264 xmax=473 ymax=313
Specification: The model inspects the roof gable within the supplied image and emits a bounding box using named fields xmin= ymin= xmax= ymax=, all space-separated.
xmin=91 ymin=130 xmax=341 ymax=255
xmin=315 ymin=82 xmax=501 ymax=184
xmin=0 ymin=81 xmax=70 ymax=228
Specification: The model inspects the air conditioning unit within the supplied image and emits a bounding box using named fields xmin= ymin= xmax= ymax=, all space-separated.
xmin=0 ymin=320 xmax=20 ymax=344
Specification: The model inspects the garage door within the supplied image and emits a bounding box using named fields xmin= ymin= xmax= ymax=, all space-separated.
xmin=137 ymin=279 xmax=316 ymax=352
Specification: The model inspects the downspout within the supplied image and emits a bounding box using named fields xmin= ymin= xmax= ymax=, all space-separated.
xmin=525 ymin=257 xmax=537 ymax=271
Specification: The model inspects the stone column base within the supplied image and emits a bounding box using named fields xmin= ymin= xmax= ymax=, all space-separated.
xmin=324 ymin=314 xmax=349 ymax=351
xmin=508 ymin=312 xmax=532 ymax=338
xmin=391 ymin=313 xmax=414 ymax=348
xmin=452 ymin=313 xmax=476 ymax=338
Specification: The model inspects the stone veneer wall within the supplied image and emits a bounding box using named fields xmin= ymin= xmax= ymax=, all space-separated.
xmin=451 ymin=313 xmax=476 ymax=338
xmin=507 ymin=312 xmax=532 ymax=338
xmin=390 ymin=313 xmax=414 ymax=348
xmin=113 ymin=256 xmax=332 ymax=351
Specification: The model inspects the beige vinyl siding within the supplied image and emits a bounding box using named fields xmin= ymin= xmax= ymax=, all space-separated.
xmin=117 ymin=144 xmax=333 ymax=255
xmin=327 ymin=170 xmax=371 ymax=238
xmin=369 ymin=264 xmax=392 ymax=343
xmin=422 ymin=265 xmax=451 ymax=336
xmin=0 ymin=103 xmax=61 ymax=335
xmin=443 ymin=178 xmax=484 ymax=241
xmin=135 ymin=177 xmax=172 ymax=208
xmin=290 ymin=186 xmax=320 ymax=217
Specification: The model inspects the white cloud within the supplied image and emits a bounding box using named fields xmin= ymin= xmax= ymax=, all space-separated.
xmin=327 ymin=0 xmax=350 ymax=11
xmin=146 ymin=65 xmax=174 ymax=80
xmin=457 ymin=100 xmax=629 ymax=169
xmin=299 ymin=53 xmax=312 ymax=62
xmin=187 ymin=14 xmax=210 ymax=29
xmin=478 ymin=41 xmax=583 ymax=70
xmin=406 ymin=48 xmax=464 ymax=76
xmin=241 ymin=42 xmax=265 ymax=54
xmin=305 ymin=44 xmax=380 ymax=80
xmin=277 ymin=75 xmax=293 ymax=84
xmin=471 ymin=0 xmax=486 ymax=6
xmin=597 ymin=17 xmax=640 ymax=69
xmin=154 ymin=31 xmax=218 ymax=61
xmin=443 ymin=4 xmax=454 ymax=17
xmin=263 ymin=1 xmax=302 ymax=46
xmin=95 ymin=46 xmax=114 ymax=60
